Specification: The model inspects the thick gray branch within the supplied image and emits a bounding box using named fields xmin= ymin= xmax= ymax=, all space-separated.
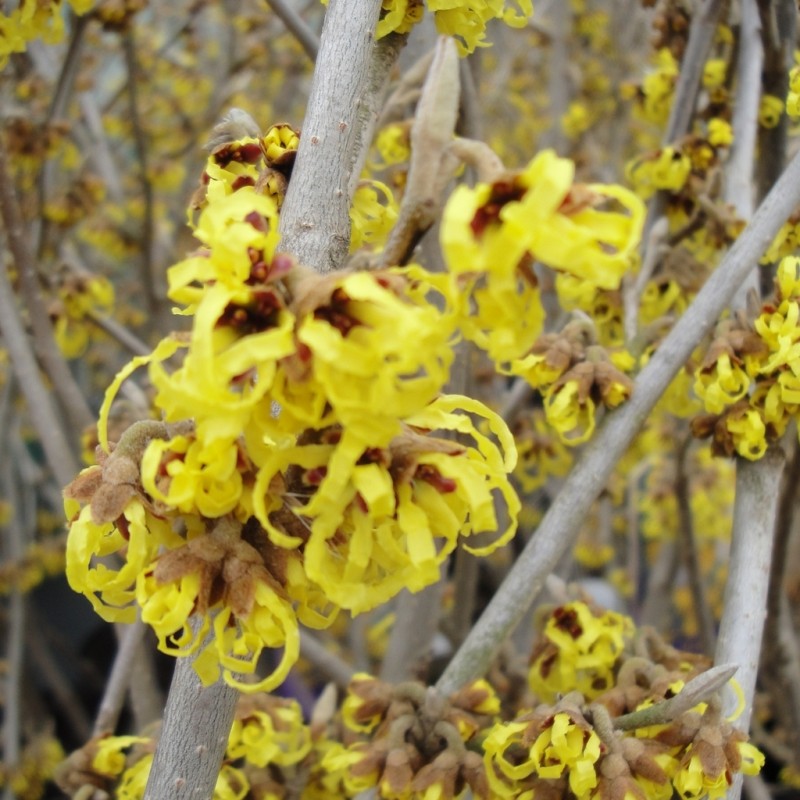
xmin=143 ymin=639 xmax=239 ymax=800
xmin=278 ymin=0 xmax=402 ymax=271
xmin=718 ymin=450 xmax=784 ymax=800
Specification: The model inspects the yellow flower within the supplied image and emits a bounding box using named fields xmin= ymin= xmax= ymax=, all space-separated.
xmin=350 ymin=180 xmax=399 ymax=252
xmin=484 ymin=711 xmax=601 ymax=796
xmin=376 ymin=0 xmax=425 ymax=39
xmin=374 ymin=122 xmax=411 ymax=167
xmin=725 ymin=405 xmax=768 ymax=460
xmin=703 ymin=58 xmax=728 ymax=89
xmin=673 ymin=741 xmax=764 ymax=800
xmin=441 ymin=150 xmax=643 ymax=361
xmin=544 ymin=379 xmax=597 ymax=444
xmin=638 ymin=49 xmax=678 ymax=126
xmin=530 ymin=713 xmax=601 ymax=795
xmin=513 ymin=409 xmax=573 ymax=492
xmin=694 ymin=353 xmax=751 ymax=414
xmin=141 ymin=434 xmax=244 ymax=518
xmin=52 ymin=272 xmax=115 ymax=359
xmin=626 ymin=146 xmax=691 ymax=198
xmin=759 ymin=94 xmax=784 ymax=128
xmin=427 ymin=0 xmax=533 ymax=55
xmin=277 ymin=268 xmax=456 ymax=441
xmin=214 ymin=765 xmax=250 ymax=800
xmin=65 ymin=498 xmax=169 ymax=623
xmin=707 ymin=118 xmax=733 ymax=147
xmin=226 ymin=700 xmax=311 ymax=767
xmin=529 ymin=601 xmax=633 ymax=702
xmin=92 ymin=736 xmax=151 ymax=777
xmin=775 ymin=255 xmax=800 ymax=300
xmin=561 ymin=100 xmax=592 ymax=140
xmin=253 ymin=396 xmax=518 ymax=613
xmin=116 ymin=754 xmax=153 ymax=800
xmin=261 ymin=123 xmax=299 ymax=165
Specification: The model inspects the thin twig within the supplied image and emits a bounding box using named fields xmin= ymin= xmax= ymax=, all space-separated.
xmin=756 ymin=0 xmax=796 ymax=294
xmin=264 ymin=0 xmax=320 ymax=61
xmin=0 ymin=255 xmax=78 ymax=487
xmin=86 ymin=309 xmax=151 ymax=357
xmin=0 ymin=132 xmax=94 ymax=436
xmin=123 ymin=27 xmax=158 ymax=315
xmin=1 ymin=459 xmax=26 ymax=800
xmin=674 ymin=436 xmax=716 ymax=656
xmin=92 ymin=619 xmax=149 ymax=736
xmin=380 ymin=580 xmax=447 ymax=683
xmin=541 ymin=0 xmax=569 ymax=152
xmin=299 ymin=630 xmax=355 ymax=689
xmin=760 ymin=441 xmax=800 ymax=775
xmin=35 ymin=13 xmax=89 ymax=260
xmin=26 ymin=622 xmax=93 ymax=744
xmin=725 ymin=0 xmax=763 ymax=308
xmin=435 ymin=145 xmax=800 ymax=696
xmin=449 ymin=548 xmax=479 ymax=648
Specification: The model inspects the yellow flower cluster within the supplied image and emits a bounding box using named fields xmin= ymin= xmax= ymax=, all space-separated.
xmin=483 ymin=602 xmax=764 ymax=800
xmin=440 ymin=149 xmax=644 ymax=366
xmin=629 ymin=48 xmax=679 ymax=127
xmin=528 ymin=601 xmax=633 ymax=702
xmin=65 ymin=128 xmax=520 ymax=692
xmin=484 ymin=708 xmax=603 ymax=798
xmin=60 ymin=696 xmax=311 ymax=800
xmin=0 ymin=736 xmax=64 ymax=800
xmin=370 ymin=0 xmax=533 ymax=54
xmin=508 ymin=323 xmax=634 ymax=445
xmin=50 ymin=270 xmax=115 ymax=359
xmin=322 ymin=674 xmax=499 ymax=798
xmin=0 ymin=1 xmax=94 ymax=69
xmin=692 ymin=256 xmax=800 ymax=459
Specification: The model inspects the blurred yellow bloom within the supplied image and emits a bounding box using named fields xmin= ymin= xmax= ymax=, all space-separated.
xmin=707 ymin=118 xmax=733 ymax=147
xmin=428 ymin=0 xmax=533 ymax=55
xmin=626 ymin=146 xmax=691 ymax=199
xmin=350 ymin=180 xmax=399 ymax=252
xmin=703 ymin=58 xmax=727 ymax=89
xmin=694 ymin=353 xmax=751 ymax=414
xmin=226 ymin=701 xmax=311 ymax=767
xmin=759 ymin=94 xmax=784 ymax=128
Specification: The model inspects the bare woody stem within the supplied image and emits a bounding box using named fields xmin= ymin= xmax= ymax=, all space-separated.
xmin=278 ymin=0 xmax=404 ymax=272
xmin=143 ymin=622 xmax=240 ymax=800
xmin=436 ymin=145 xmax=800 ymax=696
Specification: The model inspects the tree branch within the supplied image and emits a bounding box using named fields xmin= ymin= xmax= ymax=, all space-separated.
xmin=278 ymin=0 xmax=404 ymax=271
xmin=264 ymin=0 xmax=320 ymax=61
xmin=717 ymin=448 xmax=785 ymax=800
